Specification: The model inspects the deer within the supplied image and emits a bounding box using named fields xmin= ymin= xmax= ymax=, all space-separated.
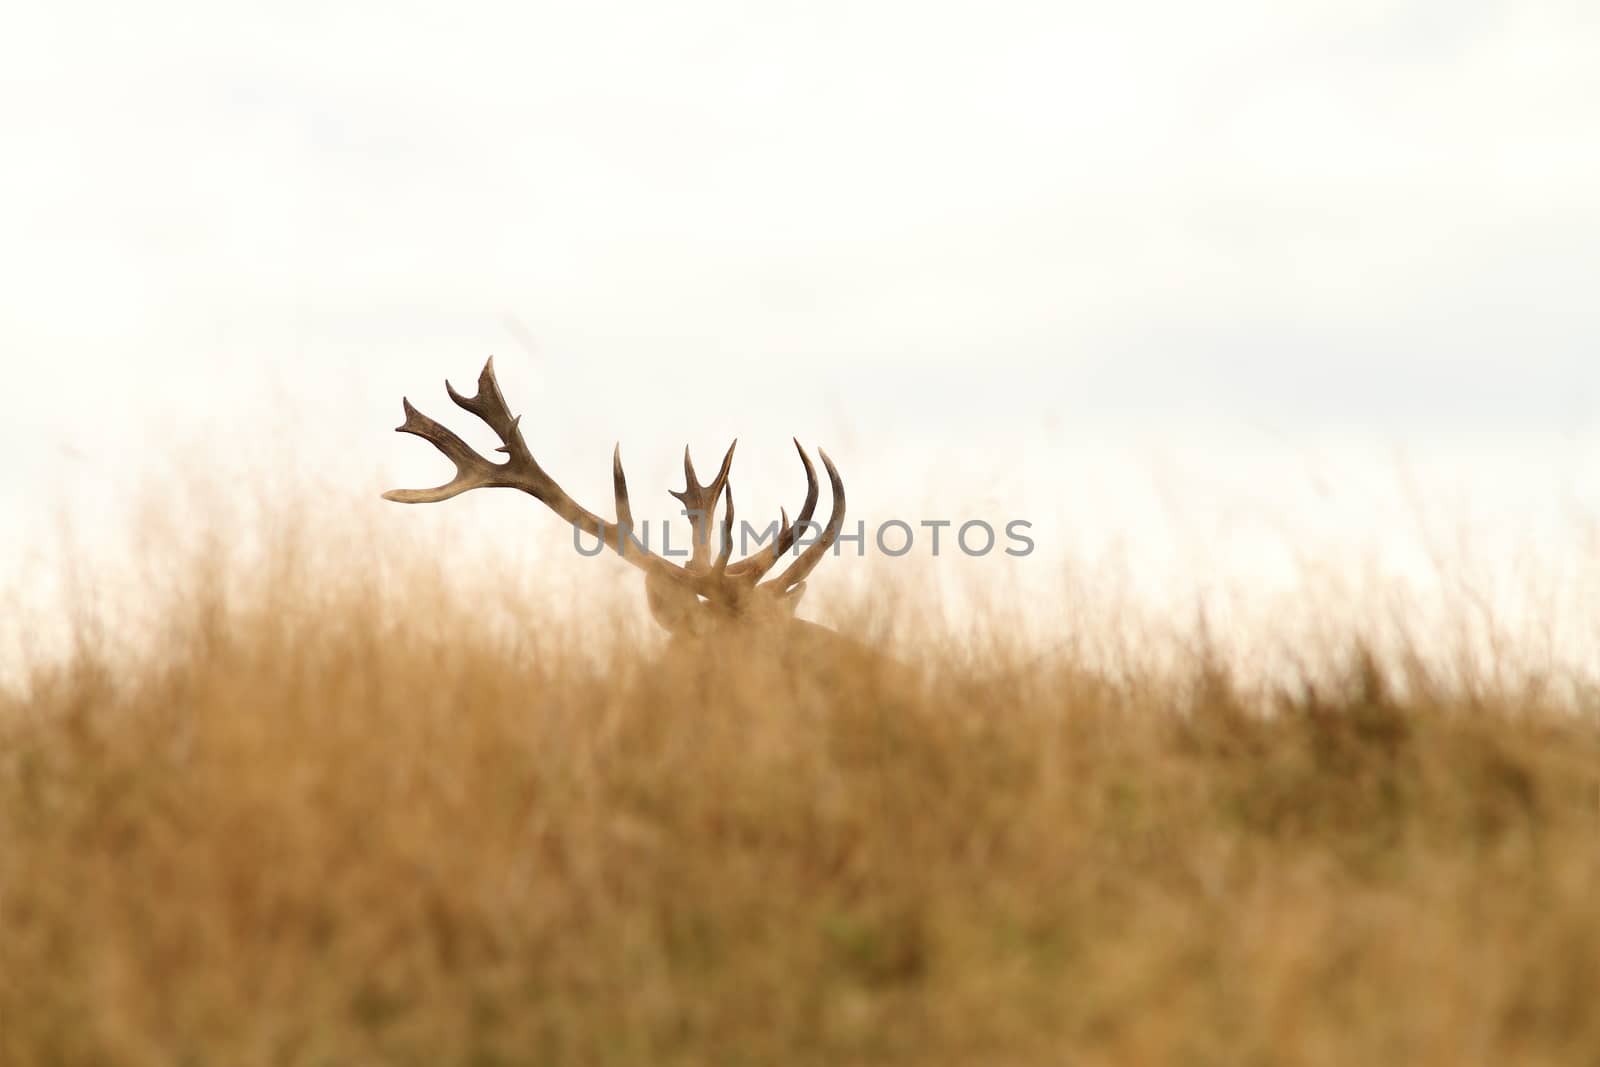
xmin=382 ymin=358 xmax=867 ymax=671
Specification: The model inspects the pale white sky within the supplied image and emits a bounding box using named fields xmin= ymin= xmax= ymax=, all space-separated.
xmin=5 ymin=0 xmax=1600 ymax=669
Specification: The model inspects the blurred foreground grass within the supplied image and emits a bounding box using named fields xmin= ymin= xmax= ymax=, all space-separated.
xmin=1 ymin=516 xmax=1597 ymax=1067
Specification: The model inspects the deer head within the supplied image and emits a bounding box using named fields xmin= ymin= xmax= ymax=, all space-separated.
xmin=382 ymin=359 xmax=846 ymax=637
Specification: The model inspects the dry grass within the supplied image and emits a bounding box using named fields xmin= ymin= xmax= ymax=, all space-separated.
xmin=2 ymin=511 xmax=1598 ymax=1067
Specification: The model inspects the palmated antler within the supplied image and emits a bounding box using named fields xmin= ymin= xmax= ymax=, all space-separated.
xmin=384 ymin=358 xmax=846 ymax=615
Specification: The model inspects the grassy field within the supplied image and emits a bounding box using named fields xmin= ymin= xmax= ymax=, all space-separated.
xmin=2 ymin=520 xmax=1597 ymax=1067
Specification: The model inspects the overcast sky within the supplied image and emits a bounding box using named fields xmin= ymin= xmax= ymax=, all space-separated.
xmin=5 ymin=0 xmax=1600 ymax=649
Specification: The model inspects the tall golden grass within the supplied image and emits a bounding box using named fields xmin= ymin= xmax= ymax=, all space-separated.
xmin=1 ymin=500 xmax=1597 ymax=1067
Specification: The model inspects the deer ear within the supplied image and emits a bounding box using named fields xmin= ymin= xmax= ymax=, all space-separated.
xmin=775 ymin=581 xmax=807 ymax=615
xmin=646 ymin=571 xmax=700 ymax=633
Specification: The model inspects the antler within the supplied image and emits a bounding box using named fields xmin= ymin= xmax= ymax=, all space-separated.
xmin=725 ymin=439 xmax=819 ymax=581
xmin=384 ymin=358 xmax=707 ymax=597
xmin=670 ymin=442 xmax=736 ymax=570
xmin=762 ymin=447 xmax=845 ymax=597
xmin=384 ymin=358 xmax=846 ymax=612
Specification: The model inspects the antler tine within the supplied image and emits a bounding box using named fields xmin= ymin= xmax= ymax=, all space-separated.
xmin=764 ymin=447 xmax=845 ymax=593
xmin=727 ymin=438 xmax=819 ymax=578
xmin=443 ymin=357 xmax=536 ymax=466
xmin=711 ymin=441 xmax=736 ymax=493
xmin=710 ymin=482 xmax=735 ymax=578
xmin=382 ymin=398 xmax=497 ymax=503
xmin=670 ymin=440 xmax=738 ymax=569
xmin=788 ymin=437 xmax=821 ymax=530
xmin=669 ymin=440 xmax=737 ymax=503
xmin=612 ymin=443 xmax=636 ymax=536
xmin=387 ymin=358 xmax=561 ymax=505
